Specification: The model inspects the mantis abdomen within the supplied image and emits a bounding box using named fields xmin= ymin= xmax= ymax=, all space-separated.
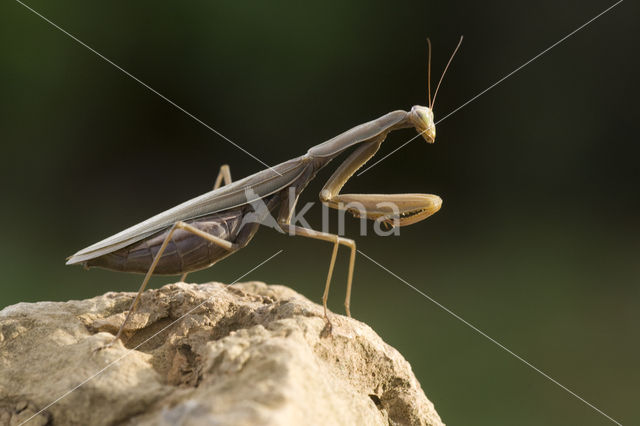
xmin=85 ymin=206 xmax=254 ymax=275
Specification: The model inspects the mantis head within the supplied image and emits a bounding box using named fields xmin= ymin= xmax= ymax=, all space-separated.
xmin=411 ymin=36 xmax=463 ymax=144
xmin=409 ymin=105 xmax=436 ymax=143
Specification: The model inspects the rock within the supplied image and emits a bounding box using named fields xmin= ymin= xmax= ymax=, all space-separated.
xmin=0 ymin=281 xmax=444 ymax=426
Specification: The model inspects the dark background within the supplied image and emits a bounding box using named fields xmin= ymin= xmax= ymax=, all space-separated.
xmin=1 ymin=1 xmax=638 ymax=424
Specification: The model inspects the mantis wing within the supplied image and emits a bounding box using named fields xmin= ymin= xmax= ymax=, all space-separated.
xmin=66 ymin=156 xmax=311 ymax=264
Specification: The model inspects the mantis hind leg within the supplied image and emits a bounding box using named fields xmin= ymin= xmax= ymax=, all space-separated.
xmin=111 ymin=221 xmax=237 ymax=345
xmin=180 ymin=164 xmax=233 ymax=284
xmin=212 ymin=164 xmax=232 ymax=190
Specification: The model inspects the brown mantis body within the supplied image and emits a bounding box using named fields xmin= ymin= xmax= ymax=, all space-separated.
xmin=67 ymin=38 xmax=462 ymax=342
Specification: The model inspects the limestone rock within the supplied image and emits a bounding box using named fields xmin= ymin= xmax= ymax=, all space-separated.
xmin=0 ymin=281 xmax=444 ymax=426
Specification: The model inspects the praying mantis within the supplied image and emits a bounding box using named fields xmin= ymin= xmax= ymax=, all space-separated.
xmin=66 ymin=38 xmax=462 ymax=342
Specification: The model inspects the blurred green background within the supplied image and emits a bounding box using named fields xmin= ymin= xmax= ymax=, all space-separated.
xmin=1 ymin=0 xmax=638 ymax=424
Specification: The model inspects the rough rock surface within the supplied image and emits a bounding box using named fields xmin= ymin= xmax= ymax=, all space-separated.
xmin=0 ymin=281 xmax=444 ymax=426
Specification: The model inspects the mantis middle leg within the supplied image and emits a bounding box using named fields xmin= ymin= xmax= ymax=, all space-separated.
xmin=277 ymin=186 xmax=356 ymax=323
xmin=278 ymin=222 xmax=356 ymax=328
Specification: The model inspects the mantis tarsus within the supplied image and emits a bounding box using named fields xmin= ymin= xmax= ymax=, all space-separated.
xmin=67 ymin=37 xmax=462 ymax=342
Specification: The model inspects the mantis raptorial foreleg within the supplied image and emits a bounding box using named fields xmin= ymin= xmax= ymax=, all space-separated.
xmin=179 ymin=165 xmax=233 ymax=283
xmin=278 ymin=222 xmax=356 ymax=329
xmin=320 ymin=135 xmax=442 ymax=226
xmin=112 ymin=221 xmax=237 ymax=343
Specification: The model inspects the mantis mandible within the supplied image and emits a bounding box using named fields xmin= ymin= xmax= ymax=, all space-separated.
xmin=67 ymin=38 xmax=462 ymax=342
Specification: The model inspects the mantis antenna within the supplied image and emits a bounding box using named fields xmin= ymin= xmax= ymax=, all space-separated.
xmin=432 ymin=35 xmax=464 ymax=109
xmin=427 ymin=38 xmax=432 ymax=109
